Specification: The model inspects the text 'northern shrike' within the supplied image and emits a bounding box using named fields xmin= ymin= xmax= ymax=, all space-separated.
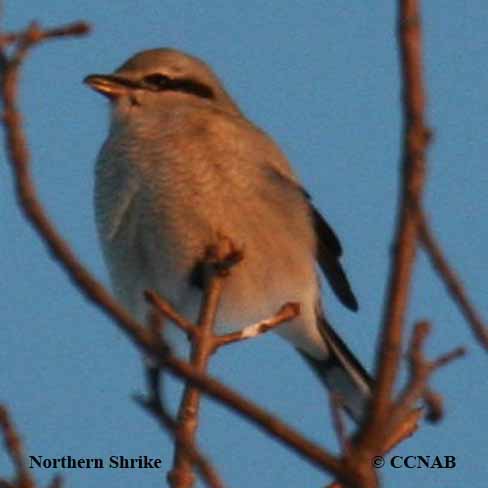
xmin=85 ymin=48 xmax=373 ymax=422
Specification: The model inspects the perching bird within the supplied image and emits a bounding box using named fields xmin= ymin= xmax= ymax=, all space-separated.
xmin=85 ymin=48 xmax=373 ymax=422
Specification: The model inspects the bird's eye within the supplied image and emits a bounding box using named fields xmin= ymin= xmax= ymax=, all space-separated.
xmin=142 ymin=73 xmax=171 ymax=89
xmin=139 ymin=73 xmax=214 ymax=100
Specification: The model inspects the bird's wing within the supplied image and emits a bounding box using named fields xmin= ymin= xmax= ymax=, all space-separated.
xmin=311 ymin=204 xmax=358 ymax=311
xmin=266 ymin=167 xmax=358 ymax=311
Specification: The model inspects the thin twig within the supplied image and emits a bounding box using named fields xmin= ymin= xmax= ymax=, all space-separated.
xmin=0 ymin=21 xmax=89 ymax=48
xmin=388 ymin=321 xmax=465 ymax=429
xmin=214 ymin=302 xmax=300 ymax=349
xmin=145 ymin=290 xmax=196 ymax=338
xmin=417 ymin=210 xmax=488 ymax=349
xmin=147 ymin=288 xmax=299 ymax=352
xmin=0 ymin=405 xmax=35 ymax=488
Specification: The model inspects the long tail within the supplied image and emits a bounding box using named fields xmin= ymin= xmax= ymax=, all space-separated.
xmin=299 ymin=315 xmax=374 ymax=423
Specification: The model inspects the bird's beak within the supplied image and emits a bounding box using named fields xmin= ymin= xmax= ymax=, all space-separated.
xmin=84 ymin=74 xmax=135 ymax=99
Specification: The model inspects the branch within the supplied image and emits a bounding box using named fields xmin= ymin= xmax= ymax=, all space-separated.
xmin=417 ymin=210 xmax=488 ymax=349
xmin=0 ymin=21 xmax=89 ymax=48
xmin=214 ymin=302 xmax=300 ymax=349
xmin=135 ymin=323 xmax=225 ymax=488
xmin=145 ymin=290 xmax=196 ymax=338
xmin=360 ymin=0 xmax=431 ymax=450
xmin=162 ymin=241 xmax=298 ymax=487
xmin=389 ymin=321 xmax=465 ymax=429
xmin=146 ymin=289 xmax=299 ymax=353
xmin=0 ymin=405 xmax=35 ymax=488
xmin=144 ymin=248 xmax=300 ymax=487
xmin=1 ymin=19 xmax=160 ymax=376
xmin=168 ymin=240 xmax=233 ymax=488
xmin=329 ymin=321 xmax=458 ymax=488
xmin=326 ymin=408 xmax=422 ymax=488
xmin=161 ymin=351 xmax=344 ymax=478
xmin=381 ymin=408 xmax=422 ymax=453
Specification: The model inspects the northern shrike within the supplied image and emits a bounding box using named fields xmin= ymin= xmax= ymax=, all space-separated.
xmin=85 ymin=48 xmax=373 ymax=421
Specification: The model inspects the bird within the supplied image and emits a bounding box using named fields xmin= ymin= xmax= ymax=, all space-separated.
xmin=84 ymin=48 xmax=373 ymax=422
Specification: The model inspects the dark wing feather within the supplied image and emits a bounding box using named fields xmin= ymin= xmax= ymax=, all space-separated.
xmin=311 ymin=205 xmax=342 ymax=257
xmin=265 ymin=167 xmax=358 ymax=311
xmin=311 ymin=206 xmax=358 ymax=311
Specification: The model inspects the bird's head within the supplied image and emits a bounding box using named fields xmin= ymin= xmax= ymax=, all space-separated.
xmin=84 ymin=48 xmax=241 ymax=116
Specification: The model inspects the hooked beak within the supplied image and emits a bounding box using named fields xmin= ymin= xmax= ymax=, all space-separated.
xmin=84 ymin=74 xmax=137 ymax=99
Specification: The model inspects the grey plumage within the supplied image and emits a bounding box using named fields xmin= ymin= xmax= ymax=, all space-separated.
xmin=85 ymin=48 xmax=373 ymax=422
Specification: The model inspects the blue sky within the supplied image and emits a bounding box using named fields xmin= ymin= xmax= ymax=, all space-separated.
xmin=1 ymin=2 xmax=487 ymax=487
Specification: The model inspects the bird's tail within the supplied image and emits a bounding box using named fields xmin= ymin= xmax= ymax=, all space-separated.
xmin=299 ymin=315 xmax=374 ymax=423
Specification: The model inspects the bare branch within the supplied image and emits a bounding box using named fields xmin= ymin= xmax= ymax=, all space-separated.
xmin=136 ymin=313 xmax=225 ymax=488
xmin=214 ymin=302 xmax=300 ymax=348
xmin=135 ymin=364 xmax=225 ymax=488
xmin=169 ymin=241 xmax=234 ymax=487
xmin=166 ymin=245 xmax=302 ymax=486
xmin=0 ymin=21 xmax=159 ymax=357
xmin=0 ymin=405 xmax=35 ymax=488
xmin=381 ymin=408 xmax=422 ymax=453
xmin=327 ymin=408 xmax=422 ymax=488
xmin=417 ymin=210 xmax=488 ymax=349
xmin=161 ymin=344 xmax=344 ymax=478
xmin=360 ymin=0 xmax=431 ymax=453
xmin=0 ymin=21 xmax=89 ymax=48
xmin=431 ymin=346 xmax=466 ymax=369
xmin=145 ymin=290 xmax=196 ymax=338
xmin=389 ymin=321 xmax=465 ymax=429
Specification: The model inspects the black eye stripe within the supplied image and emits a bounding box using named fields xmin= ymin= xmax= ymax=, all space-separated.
xmin=143 ymin=73 xmax=171 ymax=87
xmin=172 ymin=79 xmax=214 ymax=99
xmin=141 ymin=74 xmax=214 ymax=100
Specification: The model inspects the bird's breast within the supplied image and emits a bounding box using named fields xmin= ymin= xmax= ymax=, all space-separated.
xmin=95 ymin=107 xmax=316 ymax=331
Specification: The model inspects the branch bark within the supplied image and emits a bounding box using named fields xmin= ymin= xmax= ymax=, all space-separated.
xmin=0 ymin=405 xmax=36 ymax=488
xmin=417 ymin=211 xmax=488 ymax=349
xmin=168 ymin=242 xmax=232 ymax=488
xmin=354 ymin=4 xmax=431 ymax=464
xmin=146 ymin=241 xmax=300 ymax=487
